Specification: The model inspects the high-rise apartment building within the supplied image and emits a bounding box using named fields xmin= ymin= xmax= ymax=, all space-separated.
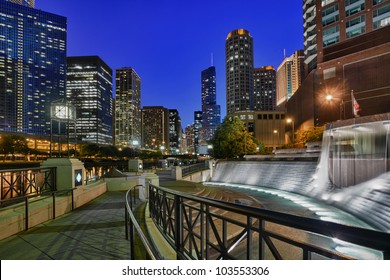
xmin=0 ymin=1 xmax=66 ymax=135
xmin=304 ymin=0 xmax=390 ymax=73
xmin=225 ymin=29 xmax=254 ymax=115
xmin=276 ymin=50 xmax=305 ymax=106
xmin=6 ymin=0 xmax=34 ymax=7
xmin=303 ymin=0 xmax=318 ymax=74
xmin=184 ymin=124 xmax=195 ymax=154
xmin=287 ymin=0 xmax=390 ymax=129
xmin=201 ymin=66 xmax=220 ymax=141
xmin=115 ymin=68 xmax=141 ymax=148
xmin=169 ymin=109 xmax=182 ymax=154
xmin=67 ymin=56 xmax=113 ymax=145
xmin=142 ymin=106 xmax=169 ymax=151
xmin=253 ymin=66 xmax=277 ymax=111
xmin=193 ymin=111 xmax=202 ymax=154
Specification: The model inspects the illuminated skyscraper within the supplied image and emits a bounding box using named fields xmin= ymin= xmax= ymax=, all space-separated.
xmin=67 ymin=56 xmax=113 ymax=145
xmin=115 ymin=67 xmax=141 ymax=148
xmin=169 ymin=109 xmax=182 ymax=154
xmin=225 ymin=29 xmax=254 ymax=115
xmin=253 ymin=66 xmax=277 ymax=111
xmin=0 ymin=1 xmax=66 ymax=134
xmin=201 ymin=66 xmax=220 ymax=141
xmin=142 ymin=106 xmax=169 ymax=150
xmin=276 ymin=50 xmax=304 ymax=106
xmin=6 ymin=0 xmax=34 ymax=8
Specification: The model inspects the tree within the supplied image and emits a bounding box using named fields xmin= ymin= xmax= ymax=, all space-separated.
xmin=210 ymin=116 xmax=258 ymax=159
xmin=0 ymin=134 xmax=29 ymax=161
xmin=79 ymin=143 xmax=100 ymax=157
xmin=295 ymin=126 xmax=324 ymax=147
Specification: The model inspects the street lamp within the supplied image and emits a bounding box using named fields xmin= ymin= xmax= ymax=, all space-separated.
xmin=286 ymin=118 xmax=295 ymax=144
xmin=273 ymin=129 xmax=278 ymax=150
xmin=325 ymin=94 xmax=345 ymax=120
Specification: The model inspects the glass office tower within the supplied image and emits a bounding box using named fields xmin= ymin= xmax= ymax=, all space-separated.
xmin=201 ymin=66 xmax=220 ymax=141
xmin=67 ymin=56 xmax=113 ymax=145
xmin=115 ymin=67 xmax=142 ymax=148
xmin=6 ymin=0 xmax=34 ymax=7
xmin=0 ymin=1 xmax=66 ymax=135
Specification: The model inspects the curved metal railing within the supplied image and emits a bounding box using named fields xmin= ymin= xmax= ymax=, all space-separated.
xmin=148 ymin=183 xmax=390 ymax=260
xmin=124 ymin=184 xmax=161 ymax=260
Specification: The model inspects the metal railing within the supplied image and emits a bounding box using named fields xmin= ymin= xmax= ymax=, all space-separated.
xmin=124 ymin=184 xmax=161 ymax=260
xmin=148 ymin=184 xmax=390 ymax=260
xmin=0 ymin=188 xmax=76 ymax=231
xmin=181 ymin=162 xmax=209 ymax=178
xmin=0 ymin=167 xmax=56 ymax=203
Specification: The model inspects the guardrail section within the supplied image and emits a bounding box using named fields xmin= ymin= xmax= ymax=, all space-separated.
xmin=1 ymin=167 xmax=56 ymax=202
xmin=148 ymin=184 xmax=390 ymax=260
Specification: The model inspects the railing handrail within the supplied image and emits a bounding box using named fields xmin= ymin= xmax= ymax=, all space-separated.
xmin=0 ymin=187 xmax=76 ymax=204
xmin=0 ymin=166 xmax=52 ymax=173
xmin=149 ymin=183 xmax=390 ymax=259
xmin=125 ymin=185 xmax=161 ymax=260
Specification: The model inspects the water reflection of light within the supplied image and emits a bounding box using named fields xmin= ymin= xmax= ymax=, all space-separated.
xmin=316 ymin=211 xmax=340 ymax=217
xmin=332 ymin=238 xmax=382 ymax=260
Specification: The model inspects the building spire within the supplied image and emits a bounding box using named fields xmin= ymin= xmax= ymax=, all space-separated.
xmin=211 ymin=53 xmax=214 ymax=66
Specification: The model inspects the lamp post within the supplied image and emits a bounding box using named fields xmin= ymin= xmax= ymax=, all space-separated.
xmin=286 ymin=118 xmax=295 ymax=144
xmin=325 ymin=94 xmax=345 ymax=120
xmin=273 ymin=129 xmax=278 ymax=151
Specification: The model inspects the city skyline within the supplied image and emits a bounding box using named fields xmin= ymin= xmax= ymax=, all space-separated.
xmin=35 ymin=0 xmax=303 ymax=127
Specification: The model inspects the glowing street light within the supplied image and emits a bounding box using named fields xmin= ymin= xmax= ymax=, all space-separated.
xmin=286 ymin=118 xmax=295 ymax=144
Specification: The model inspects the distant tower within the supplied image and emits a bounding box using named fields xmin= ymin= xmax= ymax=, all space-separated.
xmin=169 ymin=109 xmax=182 ymax=154
xmin=276 ymin=50 xmax=305 ymax=106
xmin=225 ymin=29 xmax=254 ymax=115
xmin=201 ymin=66 xmax=220 ymax=141
xmin=115 ymin=67 xmax=142 ymax=148
xmin=67 ymin=56 xmax=113 ymax=145
xmin=194 ymin=111 xmax=202 ymax=154
xmin=253 ymin=66 xmax=277 ymax=111
xmin=142 ymin=106 xmax=169 ymax=150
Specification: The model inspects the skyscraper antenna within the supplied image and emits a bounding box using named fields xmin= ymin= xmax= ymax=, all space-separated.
xmin=211 ymin=53 xmax=214 ymax=66
xmin=284 ymin=48 xmax=286 ymax=58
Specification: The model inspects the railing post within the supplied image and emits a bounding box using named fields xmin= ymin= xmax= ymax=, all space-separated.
xmin=25 ymin=196 xmax=29 ymax=231
xmin=205 ymin=204 xmax=210 ymax=259
xmin=71 ymin=188 xmax=75 ymax=211
xmin=125 ymin=206 xmax=129 ymax=240
xmin=247 ymin=216 xmax=252 ymax=260
xmin=259 ymin=219 xmax=265 ymax=260
xmin=52 ymin=192 xmax=56 ymax=219
xmin=200 ymin=202 xmax=204 ymax=260
xmin=129 ymin=217 xmax=135 ymax=260
xmin=174 ymin=194 xmax=182 ymax=259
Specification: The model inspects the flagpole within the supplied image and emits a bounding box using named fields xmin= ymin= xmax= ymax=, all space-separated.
xmin=351 ymin=90 xmax=354 ymax=117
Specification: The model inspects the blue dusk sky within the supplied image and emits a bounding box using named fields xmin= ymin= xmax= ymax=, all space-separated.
xmin=36 ymin=0 xmax=303 ymax=128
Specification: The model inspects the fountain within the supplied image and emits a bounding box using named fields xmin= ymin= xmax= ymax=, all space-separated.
xmin=210 ymin=113 xmax=390 ymax=231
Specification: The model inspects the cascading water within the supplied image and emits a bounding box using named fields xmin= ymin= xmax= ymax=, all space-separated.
xmin=310 ymin=118 xmax=390 ymax=231
xmin=210 ymin=114 xmax=390 ymax=231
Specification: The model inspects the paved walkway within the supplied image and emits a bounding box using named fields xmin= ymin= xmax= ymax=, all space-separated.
xmin=0 ymin=191 xmax=130 ymax=260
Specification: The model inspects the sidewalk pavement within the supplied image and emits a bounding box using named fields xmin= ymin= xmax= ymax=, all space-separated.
xmin=0 ymin=191 xmax=130 ymax=260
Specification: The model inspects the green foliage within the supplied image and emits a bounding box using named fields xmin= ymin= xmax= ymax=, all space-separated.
xmin=139 ymin=149 xmax=163 ymax=159
xmin=79 ymin=143 xmax=100 ymax=157
xmin=295 ymin=126 xmax=324 ymax=147
xmin=210 ymin=116 xmax=258 ymax=159
xmin=0 ymin=134 xmax=29 ymax=160
xmin=120 ymin=147 xmax=139 ymax=158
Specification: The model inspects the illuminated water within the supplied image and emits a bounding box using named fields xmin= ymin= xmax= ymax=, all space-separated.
xmin=210 ymin=119 xmax=390 ymax=232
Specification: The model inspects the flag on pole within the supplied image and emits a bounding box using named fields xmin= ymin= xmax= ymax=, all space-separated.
xmin=351 ymin=90 xmax=360 ymax=117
